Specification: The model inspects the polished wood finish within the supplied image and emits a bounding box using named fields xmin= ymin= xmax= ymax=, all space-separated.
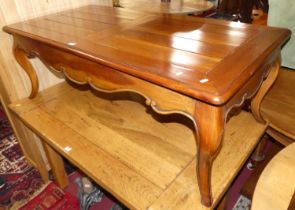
xmin=3 ymin=6 xmax=290 ymax=105
xmin=248 ymin=68 xmax=295 ymax=164
xmin=251 ymin=55 xmax=281 ymax=123
xmin=194 ymin=103 xmax=225 ymax=205
xmin=261 ymin=69 xmax=295 ymax=144
xmin=252 ymin=143 xmax=295 ymax=210
xmin=120 ymin=0 xmax=214 ymax=14
xmin=10 ymin=82 xmax=267 ymax=210
xmin=3 ymin=5 xmax=290 ymax=206
xmin=13 ymin=40 xmax=39 ymax=99
xmin=250 ymin=56 xmax=281 ymax=161
xmin=267 ymin=127 xmax=294 ymax=146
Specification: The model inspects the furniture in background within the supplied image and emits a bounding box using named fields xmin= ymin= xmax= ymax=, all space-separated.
xmin=118 ymin=0 xmax=214 ymax=14
xmin=260 ymin=69 xmax=295 ymax=145
xmin=251 ymin=68 xmax=295 ymax=161
xmin=252 ymin=0 xmax=295 ymax=157
xmin=3 ymin=5 xmax=290 ymax=209
xmin=218 ymin=0 xmax=268 ymax=23
xmin=252 ymin=143 xmax=295 ymax=210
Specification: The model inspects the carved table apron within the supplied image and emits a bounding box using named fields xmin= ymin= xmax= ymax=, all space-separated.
xmin=3 ymin=5 xmax=291 ymax=207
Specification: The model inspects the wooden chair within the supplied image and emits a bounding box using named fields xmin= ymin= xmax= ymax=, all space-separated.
xmin=251 ymin=66 xmax=295 ymax=162
xmin=252 ymin=0 xmax=295 ymax=156
xmin=260 ymin=68 xmax=295 ymax=145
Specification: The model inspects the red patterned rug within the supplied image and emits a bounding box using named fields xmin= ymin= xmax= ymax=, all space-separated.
xmin=0 ymin=105 xmax=44 ymax=209
xmin=0 ymin=104 xmax=120 ymax=210
xmin=19 ymin=182 xmax=79 ymax=210
xmin=0 ymin=106 xmax=12 ymax=140
xmin=0 ymin=104 xmax=81 ymax=210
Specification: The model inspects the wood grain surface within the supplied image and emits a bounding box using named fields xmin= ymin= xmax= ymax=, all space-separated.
xmin=252 ymin=143 xmax=295 ymax=210
xmin=10 ymin=82 xmax=267 ymax=210
xmin=3 ymin=5 xmax=290 ymax=105
xmin=261 ymin=69 xmax=295 ymax=141
xmin=3 ymin=5 xmax=291 ymax=207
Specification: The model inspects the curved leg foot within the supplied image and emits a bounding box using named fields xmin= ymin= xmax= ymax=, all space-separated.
xmin=13 ymin=42 xmax=39 ymax=98
xmin=194 ymin=103 xmax=226 ymax=207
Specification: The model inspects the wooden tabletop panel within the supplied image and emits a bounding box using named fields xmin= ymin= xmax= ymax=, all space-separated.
xmin=3 ymin=5 xmax=290 ymax=105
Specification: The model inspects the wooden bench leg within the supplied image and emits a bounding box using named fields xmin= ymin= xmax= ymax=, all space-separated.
xmin=43 ymin=142 xmax=69 ymax=188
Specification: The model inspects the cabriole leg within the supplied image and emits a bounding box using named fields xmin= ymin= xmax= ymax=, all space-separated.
xmin=13 ymin=40 xmax=39 ymax=98
xmin=194 ymin=103 xmax=226 ymax=206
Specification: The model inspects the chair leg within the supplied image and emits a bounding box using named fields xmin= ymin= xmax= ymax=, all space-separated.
xmin=251 ymin=135 xmax=268 ymax=162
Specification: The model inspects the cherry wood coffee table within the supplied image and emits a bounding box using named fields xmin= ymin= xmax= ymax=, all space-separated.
xmin=3 ymin=5 xmax=290 ymax=207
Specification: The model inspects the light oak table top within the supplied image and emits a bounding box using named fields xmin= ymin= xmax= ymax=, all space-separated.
xmin=119 ymin=0 xmax=214 ymax=14
xmin=3 ymin=5 xmax=290 ymax=207
xmin=252 ymin=143 xmax=295 ymax=210
xmin=9 ymin=82 xmax=267 ymax=210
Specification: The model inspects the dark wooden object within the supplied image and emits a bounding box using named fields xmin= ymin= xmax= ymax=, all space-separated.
xmin=3 ymin=5 xmax=290 ymax=207
xmin=219 ymin=0 xmax=268 ymax=23
xmin=288 ymin=191 xmax=295 ymax=210
xmin=241 ymin=140 xmax=283 ymax=199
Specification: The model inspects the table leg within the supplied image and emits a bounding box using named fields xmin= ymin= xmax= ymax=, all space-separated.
xmin=13 ymin=41 xmax=39 ymax=99
xmin=194 ymin=103 xmax=226 ymax=206
xmin=43 ymin=142 xmax=69 ymax=188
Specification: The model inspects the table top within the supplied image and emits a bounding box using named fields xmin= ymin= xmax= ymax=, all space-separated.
xmin=9 ymin=82 xmax=267 ymax=210
xmin=252 ymin=143 xmax=295 ymax=210
xmin=3 ymin=5 xmax=290 ymax=105
xmin=119 ymin=0 xmax=214 ymax=14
